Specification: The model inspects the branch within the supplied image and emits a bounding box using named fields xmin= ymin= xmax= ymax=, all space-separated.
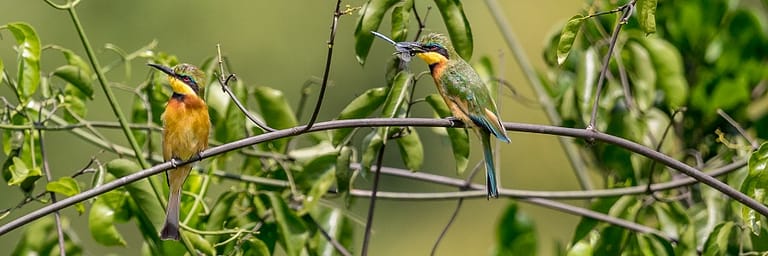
xmin=300 ymin=0 xmax=343 ymax=132
xmin=36 ymin=120 xmax=66 ymax=256
xmin=0 ymin=117 xmax=761 ymax=236
xmin=215 ymin=44 xmax=277 ymax=132
xmin=587 ymin=0 xmax=636 ymax=131
xmin=361 ymin=145 xmax=386 ymax=256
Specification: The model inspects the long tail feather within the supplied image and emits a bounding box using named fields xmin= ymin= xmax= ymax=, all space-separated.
xmin=480 ymin=131 xmax=499 ymax=198
xmin=160 ymin=166 xmax=191 ymax=240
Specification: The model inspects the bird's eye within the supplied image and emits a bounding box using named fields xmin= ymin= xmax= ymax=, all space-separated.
xmin=181 ymin=76 xmax=191 ymax=82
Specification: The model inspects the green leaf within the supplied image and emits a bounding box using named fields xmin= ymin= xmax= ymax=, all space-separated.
xmin=187 ymin=232 xmax=215 ymax=256
xmin=635 ymin=233 xmax=674 ymax=256
xmin=63 ymin=88 xmax=87 ymax=123
xmin=624 ymin=41 xmax=656 ymax=111
xmin=46 ymin=176 xmax=84 ymax=214
xmin=296 ymin=153 xmax=338 ymax=215
xmin=395 ymin=128 xmax=423 ymax=171
xmin=215 ymin=79 xmax=247 ymax=144
xmin=740 ymin=142 xmax=768 ymax=234
xmin=241 ymin=237 xmax=271 ymax=256
xmin=566 ymin=240 xmax=593 ymax=256
xmin=107 ymin=159 xmax=165 ymax=229
xmin=354 ymin=0 xmax=401 ymax=65
xmin=266 ymin=193 xmax=309 ymax=256
xmin=379 ymin=71 xmax=413 ymax=139
xmin=639 ymin=37 xmax=688 ymax=108
xmin=703 ymin=222 xmax=736 ymax=256
xmin=593 ymin=226 xmax=628 ymax=255
xmin=335 ymin=146 xmax=354 ymax=205
xmin=495 ymin=202 xmax=537 ymax=256
xmin=390 ymin=0 xmax=413 ymax=42
xmin=426 ymin=94 xmax=469 ymax=174
xmin=570 ymin=196 xmax=619 ymax=244
xmin=331 ymin=87 xmax=388 ymax=146
xmin=360 ymin=130 xmax=384 ymax=174
xmin=59 ymin=48 xmax=91 ymax=73
xmin=557 ymin=15 xmax=584 ymax=65
xmin=205 ymin=191 xmax=239 ymax=244
xmin=53 ymin=65 xmax=93 ymax=99
xmin=254 ymin=86 xmax=298 ymax=152
xmin=382 ymin=71 xmax=413 ymax=118
xmin=637 ymin=0 xmax=658 ymax=35
xmin=7 ymin=157 xmax=41 ymax=187
xmin=89 ymin=194 xmax=128 ymax=246
xmin=433 ymin=0 xmax=474 ymax=60
xmin=311 ymin=207 xmax=354 ymax=255
xmin=0 ymin=56 xmax=4 ymax=86
xmin=12 ymin=216 xmax=83 ymax=255
xmin=5 ymin=22 xmax=41 ymax=99
xmin=131 ymin=95 xmax=149 ymax=146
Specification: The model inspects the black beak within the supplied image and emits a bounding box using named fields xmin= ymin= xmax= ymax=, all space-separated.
xmin=148 ymin=63 xmax=175 ymax=76
xmin=395 ymin=41 xmax=425 ymax=53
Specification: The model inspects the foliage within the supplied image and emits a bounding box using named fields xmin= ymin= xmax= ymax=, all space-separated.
xmin=544 ymin=0 xmax=768 ymax=254
xmin=1 ymin=0 xmax=768 ymax=255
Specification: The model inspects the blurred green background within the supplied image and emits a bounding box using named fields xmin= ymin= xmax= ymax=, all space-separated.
xmin=0 ymin=1 xmax=585 ymax=255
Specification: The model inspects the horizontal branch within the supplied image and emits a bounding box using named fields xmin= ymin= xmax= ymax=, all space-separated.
xmin=0 ymin=117 xmax=762 ymax=236
xmin=211 ymin=165 xmax=680 ymax=243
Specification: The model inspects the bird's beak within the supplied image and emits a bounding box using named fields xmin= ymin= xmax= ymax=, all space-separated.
xmin=148 ymin=63 xmax=175 ymax=76
xmin=395 ymin=41 xmax=425 ymax=54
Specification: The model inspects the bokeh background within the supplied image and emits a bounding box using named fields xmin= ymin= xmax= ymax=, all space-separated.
xmin=0 ymin=1 xmax=585 ymax=255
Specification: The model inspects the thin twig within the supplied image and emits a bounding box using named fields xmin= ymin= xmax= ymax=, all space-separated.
xmin=431 ymin=162 xmax=482 ymax=255
xmin=717 ymin=109 xmax=759 ymax=150
xmin=0 ymin=120 xmax=160 ymax=131
xmin=645 ymin=109 xmax=683 ymax=202
xmin=295 ymin=78 xmax=322 ymax=122
xmin=215 ymin=44 xmax=276 ymax=132
xmin=300 ymin=0 xmax=343 ymax=132
xmin=307 ymin=215 xmax=352 ymax=256
xmin=36 ymin=109 xmax=66 ymax=256
xmin=586 ymin=0 xmax=636 ymax=131
xmin=411 ymin=3 xmax=431 ymax=41
xmin=361 ymin=145 xmax=386 ymax=256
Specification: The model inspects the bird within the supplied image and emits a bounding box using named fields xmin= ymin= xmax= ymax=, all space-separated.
xmin=402 ymin=33 xmax=510 ymax=198
xmin=148 ymin=63 xmax=210 ymax=240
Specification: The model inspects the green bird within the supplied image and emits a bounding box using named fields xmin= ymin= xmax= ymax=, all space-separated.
xmin=403 ymin=33 xmax=510 ymax=198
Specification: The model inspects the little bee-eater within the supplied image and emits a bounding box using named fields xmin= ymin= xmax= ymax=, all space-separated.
xmin=403 ymin=33 xmax=510 ymax=198
xmin=148 ymin=63 xmax=210 ymax=240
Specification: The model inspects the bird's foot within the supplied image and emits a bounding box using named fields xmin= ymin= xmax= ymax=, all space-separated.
xmin=445 ymin=116 xmax=463 ymax=127
xmin=196 ymin=152 xmax=204 ymax=161
xmin=170 ymin=157 xmax=182 ymax=168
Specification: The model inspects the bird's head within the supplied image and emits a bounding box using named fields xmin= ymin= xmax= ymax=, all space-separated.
xmin=399 ymin=33 xmax=457 ymax=66
xmin=148 ymin=63 xmax=206 ymax=96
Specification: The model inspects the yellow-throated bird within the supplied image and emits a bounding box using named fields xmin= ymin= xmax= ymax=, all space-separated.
xmin=148 ymin=63 xmax=210 ymax=240
xmin=398 ymin=33 xmax=510 ymax=198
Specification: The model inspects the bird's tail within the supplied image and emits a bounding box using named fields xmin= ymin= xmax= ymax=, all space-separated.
xmin=481 ymin=131 xmax=499 ymax=198
xmin=160 ymin=166 xmax=191 ymax=240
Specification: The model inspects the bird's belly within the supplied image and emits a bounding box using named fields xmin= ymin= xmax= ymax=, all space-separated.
xmin=162 ymin=108 xmax=208 ymax=161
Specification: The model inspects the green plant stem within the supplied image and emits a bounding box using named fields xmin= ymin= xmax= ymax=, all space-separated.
xmin=182 ymin=174 xmax=211 ymax=225
xmin=483 ymin=0 xmax=593 ymax=191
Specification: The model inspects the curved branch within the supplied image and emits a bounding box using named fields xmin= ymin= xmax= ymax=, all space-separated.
xmin=0 ymin=118 xmax=762 ymax=236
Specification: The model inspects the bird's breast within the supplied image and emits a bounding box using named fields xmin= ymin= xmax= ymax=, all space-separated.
xmin=162 ymin=96 xmax=210 ymax=161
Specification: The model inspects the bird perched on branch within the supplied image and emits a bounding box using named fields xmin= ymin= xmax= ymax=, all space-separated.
xmin=148 ymin=63 xmax=210 ymax=240
xmin=393 ymin=33 xmax=510 ymax=198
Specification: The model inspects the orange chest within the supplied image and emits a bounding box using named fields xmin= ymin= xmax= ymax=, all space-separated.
xmin=162 ymin=95 xmax=210 ymax=160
